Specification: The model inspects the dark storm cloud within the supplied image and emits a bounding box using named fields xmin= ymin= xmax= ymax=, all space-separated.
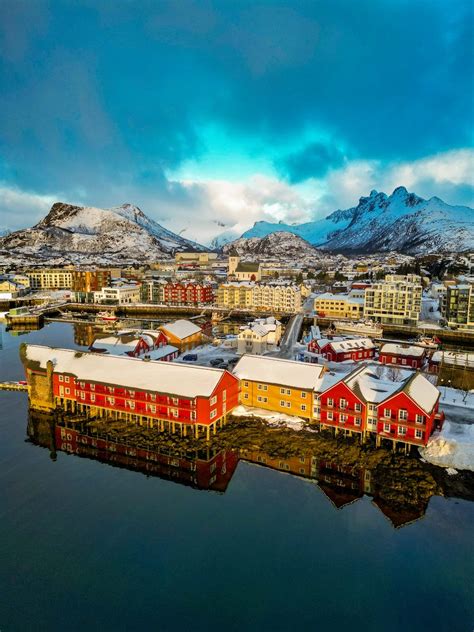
xmin=276 ymin=142 xmax=346 ymax=182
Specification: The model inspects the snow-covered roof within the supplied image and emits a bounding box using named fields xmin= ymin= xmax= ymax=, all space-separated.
xmin=404 ymin=373 xmax=440 ymax=413
xmin=160 ymin=319 xmax=202 ymax=340
xmin=344 ymin=366 xmax=408 ymax=404
xmin=91 ymin=336 xmax=139 ymax=355
xmin=233 ymin=355 xmax=325 ymax=390
xmin=239 ymin=324 xmax=270 ymax=338
xmin=24 ymin=344 xmax=227 ymax=398
xmin=146 ymin=345 xmax=179 ymax=360
xmin=327 ymin=338 xmax=376 ymax=353
xmin=380 ymin=343 xmax=426 ymax=357
xmin=431 ymin=350 xmax=474 ymax=365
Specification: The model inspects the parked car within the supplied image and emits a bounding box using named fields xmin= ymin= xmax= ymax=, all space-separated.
xmin=219 ymin=362 xmax=229 ymax=370
xmin=210 ymin=357 xmax=225 ymax=366
xmin=183 ymin=353 xmax=198 ymax=361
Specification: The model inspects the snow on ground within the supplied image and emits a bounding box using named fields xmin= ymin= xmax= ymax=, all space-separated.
xmin=231 ymin=404 xmax=308 ymax=431
xmin=174 ymin=342 xmax=238 ymax=367
xmin=419 ymin=422 xmax=474 ymax=472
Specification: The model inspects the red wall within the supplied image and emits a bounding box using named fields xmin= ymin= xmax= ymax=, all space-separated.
xmin=320 ymin=381 xmax=366 ymax=433
xmin=376 ymin=390 xmax=438 ymax=446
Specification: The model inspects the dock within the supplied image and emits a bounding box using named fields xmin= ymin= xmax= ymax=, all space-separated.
xmin=0 ymin=382 xmax=28 ymax=392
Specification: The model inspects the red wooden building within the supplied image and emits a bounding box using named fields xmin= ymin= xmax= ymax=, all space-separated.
xmin=379 ymin=343 xmax=426 ymax=369
xmin=23 ymin=345 xmax=239 ymax=438
xmin=163 ymin=282 xmax=214 ymax=305
xmin=316 ymin=365 xmax=443 ymax=448
xmin=309 ymin=337 xmax=376 ymax=362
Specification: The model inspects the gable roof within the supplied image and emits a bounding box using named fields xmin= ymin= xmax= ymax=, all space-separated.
xmin=24 ymin=344 xmax=227 ymax=398
xmin=235 ymin=262 xmax=260 ymax=273
xmin=160 ymin=319 xmax=202 ymax=340
xmin=233 ymin=354 xmax=325 ymax=390
xmin=380 ymin=343 xmax=426 ymax=358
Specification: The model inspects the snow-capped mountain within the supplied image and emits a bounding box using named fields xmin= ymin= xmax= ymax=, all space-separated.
xmin=240 ymin=188 xmax=474 ymax=254
xmin=0 ymin=202 xmax=205 ymax=265
xmin=223 ymin=231 xmax=320 ymax=258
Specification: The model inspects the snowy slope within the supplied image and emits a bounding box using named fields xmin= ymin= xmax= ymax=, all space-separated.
xmin=242 ymin=208 xmax=354 ymax=246
xmin=240 ymin=188 xmax=474 ymax=254
xmin=223 ymin=231 xmax=320 ymax=258
xmin=0 ymin=202 xmax=205 ymax=265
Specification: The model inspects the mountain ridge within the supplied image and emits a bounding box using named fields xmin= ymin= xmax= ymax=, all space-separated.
xmin=0 ymin=201 xmax=205 ymax=265
xmin=239 ymin=187 xmax=474 ymax=254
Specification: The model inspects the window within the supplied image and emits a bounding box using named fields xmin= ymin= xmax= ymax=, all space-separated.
xmin=399 ymin=409 xmax=408 ymax=420
xmin=299 ymin=457 xmax=305 ymax=463
xmin=65 ymin=388 xmax=70 ymax=395
xmin=59 ymin=375 xmax=63 ymax=382
xmin=210 ymin=409 xmax=217 ymax=419
xmin=80 ymin=382 xmax=85 ymax=389
xmin=384 ymin=408 xmax=392 ymax=418
xmin=150 ymin=393 xmax=156 ymax=401
xmin=150 ymin=405 xmax=156 ymax=413
xmin=327 ymin=398 xmax=334 ymax=407
xmin=384 ymin=422 xmax=391 ymax=432
xmin=65 ymin=376 xmax=70 ymax=383
xmin=280 ymin=387 xmax=285 ymax=395
xmin=398 ymin=426 xmax=407 ymax=436
xmin=415 ymin=429 xmax=423 ymax=439
xmin=340 ymin=414 xmax=347 ymax=423
xmin=210 ymin=396 xmax=217 ymax=406
xmin=286 ymin=402 xmax=291 ymax=408
xmin=340 ymin=398 xmax=347 ymax=409
xmin=129 ymin=401 xmax=135 ymax=410
xmin=301 ymin=392 xmax=306 ymax=398
xmin=80 ymin=392 xmax=85 ymax=400
xmin=301 ymin=404 xmax=307 ymax=411
xmin=91 ymin=394 xmax=95 ymax=402
xmin=354 ymin=417 xmax=361 ymax=426
xmin=355 ymin=403 xmax=362 ymax=412
xmin=90 ymin=384 xmax=95 ymax=391
xmin=172 ymin=409 xmax=179 ymax=418
xmin=327 ymin=411 xmax=333 ymax=420
xmin=416 ymin=414 xmax=425 ymax=424
xmin=244 ymin=381 xmax=249 ymax=387
xmin=280 ymin=400 xmax=285 ymax=406
xmin=244 ymin=393 xmax=249 ymax=399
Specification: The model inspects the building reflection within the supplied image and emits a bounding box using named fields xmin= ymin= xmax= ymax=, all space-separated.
xmin=27 ymin=412 xmax=238 ymax=492
xmin=27 ymin=412 xmax=451 ymax=527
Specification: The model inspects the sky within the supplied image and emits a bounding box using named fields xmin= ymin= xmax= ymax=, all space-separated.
xmin=0 ymin=0 xmax=473 ymax=245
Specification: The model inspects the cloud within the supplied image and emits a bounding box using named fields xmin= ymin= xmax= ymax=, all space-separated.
xmin=276 ymin=142 xmax=347 ymax=182
xmin=0 ymin=183 xmax=58 ymax=230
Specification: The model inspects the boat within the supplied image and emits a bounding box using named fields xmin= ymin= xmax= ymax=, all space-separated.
xmin=97 ymin=310 xmax=118 ymax=322
xmin=415 ymin=335 xmax=440 ymax=349
xmin=331 ymin=319 xmax=383 ymax=338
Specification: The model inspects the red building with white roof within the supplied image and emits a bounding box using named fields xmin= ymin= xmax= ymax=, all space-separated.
xmin=316 ymin=365 xmax=443 ymax=448
xmin=379 ymin=343 xmax=426 ymax=369
xmin=23 ymin=345 xmax=239 ymax=438
xmin=308 ymin=337 xmax=376 ymax=362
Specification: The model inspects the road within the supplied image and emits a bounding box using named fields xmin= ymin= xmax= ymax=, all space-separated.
xmin=276 ymin=296 xmax=314 ymax=359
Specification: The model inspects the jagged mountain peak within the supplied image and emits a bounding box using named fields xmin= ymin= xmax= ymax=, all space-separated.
xmin=237 ymin=188 xmax=474 ymax=255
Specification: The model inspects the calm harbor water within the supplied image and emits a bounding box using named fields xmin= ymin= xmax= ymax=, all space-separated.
xmin=1 ymin=322 xmax=474 ymax=631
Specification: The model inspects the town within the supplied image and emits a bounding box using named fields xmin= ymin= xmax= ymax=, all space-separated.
xmin=1 ymin=246 xmax=473 ymax=467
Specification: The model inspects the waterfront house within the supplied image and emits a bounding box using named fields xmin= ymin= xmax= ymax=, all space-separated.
xmin=308 ymin=337 xmax=377 ymax=362
xmin=159 ymin=319 xmax=203 ymax=346
xmin=21 ymin=344 xmax=239 ymax=439
xmin=233 ymin=355 xmax=326 ymax=420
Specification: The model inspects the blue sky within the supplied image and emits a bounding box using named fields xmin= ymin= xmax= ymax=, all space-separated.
xmin=0 ymin=0 xmax=473 ymax=243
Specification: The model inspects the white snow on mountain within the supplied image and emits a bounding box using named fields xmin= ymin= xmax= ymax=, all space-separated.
xmin=0 ymin=202 xmax=205 ymax=265
xmin=239 ymin=187 xmax=474 ymax=254
xmin=223 ymin=231 xmax=319 ymax=258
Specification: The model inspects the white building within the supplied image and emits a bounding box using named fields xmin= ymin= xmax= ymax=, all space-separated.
xmin=237 ymin=317 xmax=282 ymax=355
xmin=93 ymin=285 xmax=141 ymax=304
xmin=363 ymin=274 xmax=422 ymax=326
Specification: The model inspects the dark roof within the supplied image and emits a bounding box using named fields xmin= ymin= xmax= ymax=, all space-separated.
xmin=236 ymin=262 xmax=260 ymax=272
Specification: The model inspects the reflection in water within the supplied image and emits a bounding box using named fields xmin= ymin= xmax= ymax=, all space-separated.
xmin=27 ymin=411 xmax=474 ymax=529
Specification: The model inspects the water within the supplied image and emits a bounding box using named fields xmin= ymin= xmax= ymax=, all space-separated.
xmin=1 ymin=322 xmax=473 ymax=631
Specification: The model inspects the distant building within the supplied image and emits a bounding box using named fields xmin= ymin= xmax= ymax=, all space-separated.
xmin=93 ymin=284 xmax=141 ymax=304
xmin=90 ymin=329 xmax=177 ymax=361
xmin=379 ymin=343 xmax=426 ymax=369
xmin=442 ymin=284 xmax=474 ymax=329
xmin=27 ymin=268 xmax=73 ymax=290
xmin=237 ymin=317 xmax=282 ymax=355
xmin=217 ymin=282 xmax=301 ymax=313
xmin=0 ymin=278 xmax=28 ymax=299
xmin=363 ymin=274 xmax=422 ymax=326
xmin=159 ymin=319 xmax=203 ymax=346
xmin=71 ymin=269 xmax=111 ymax=293
xmin=308 ymin=337 xmax=377 ymax=362
xmin=175 ymin=252 xmax=218 ymax=266
xmin=228 ymin=250 xmax=262 ymax=281
xmin=314 ymin=292 xmax=364 ymax=320
xmin=163 ymin=281 xmax=214 ymax=305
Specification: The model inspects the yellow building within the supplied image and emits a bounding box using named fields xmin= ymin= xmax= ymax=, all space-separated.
xmin=217 ymin=282 xmax=302 ymax=313
xmin=314 ymin=292 xmax=364 ymax=319
xmin=175 ymin=252 xmax=218 ymax=265
xmin=363 ymin=274 xmax=422 ymax=326
xmin=232 ymin=355 xmax=326 ymax=421
xmin=27 ymin=268 xmax=73 ymax=290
